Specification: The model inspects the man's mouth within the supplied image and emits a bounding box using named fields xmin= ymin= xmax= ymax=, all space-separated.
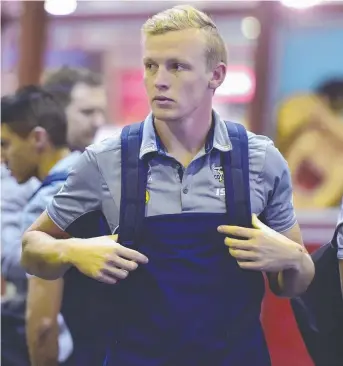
xmin=153 ymin=96 xmax=174 ymax=102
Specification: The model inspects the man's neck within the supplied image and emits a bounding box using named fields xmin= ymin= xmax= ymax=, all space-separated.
xmin=37 ymin=147 xmax=70 ymax=181
xmin=154 ymin=108 xmax=213 ymax=167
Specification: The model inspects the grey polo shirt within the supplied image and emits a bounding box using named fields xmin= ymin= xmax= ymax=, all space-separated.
xmin=337 ymin=198 xmax=343 ymax=260
xmin=47 ymin=111 xmax=297 ymax=236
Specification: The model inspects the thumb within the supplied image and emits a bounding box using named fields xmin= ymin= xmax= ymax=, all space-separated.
xmin=252 ymin=214 xmax=264 ymax=230
xmin=252 ymin=214 xmax=278 ymax=236
xmin=108 ymin=234 xmax=118 ymax=242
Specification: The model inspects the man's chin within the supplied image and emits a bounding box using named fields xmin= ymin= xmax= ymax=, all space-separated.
xmin=15 ymin=175 xmax=30 ymax=185
xmin=152 ymin=109 xmax=180 ymax=122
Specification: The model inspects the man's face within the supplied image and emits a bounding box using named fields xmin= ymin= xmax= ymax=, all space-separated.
xmin=143 ymin=29 xmax=214 ymax=122
xmin=1 ymin=124 xmax=39 ymax=184
xmin=65 ymin=83 xmax=107 ymax=150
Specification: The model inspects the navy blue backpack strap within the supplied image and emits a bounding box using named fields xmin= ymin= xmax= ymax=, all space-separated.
xmin=30 ymin=171 xmax=69 ymax=200
xmin=118 ymin=122 xmax=147 ymax=247
xmin=222 ymin=121 xmax=252 ymax=228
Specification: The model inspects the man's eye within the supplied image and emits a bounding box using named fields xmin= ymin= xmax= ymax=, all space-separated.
xmin=171 ymin=63 xmax=184 ymax=71
xmin=81 ymin=109 xmax=95 ymax=116
xmin=145 ymin=63 xmax=157 ymax=71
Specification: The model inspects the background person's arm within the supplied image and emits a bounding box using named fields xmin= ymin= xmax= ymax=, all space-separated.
xmin=26 ymin=277 xmax=63 ymax=366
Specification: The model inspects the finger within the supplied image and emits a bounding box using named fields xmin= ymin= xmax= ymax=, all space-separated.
xmin=237 ymin=261 xmax=264 ymax=271
xmin=224 ymin=237 xmax=254 ymax=249
xmin=229 ymin=249 xmax=259 ymax=261
xmin=252 ymin=214 xmax=263 ymax=229
xmin=117 ymin=246 xmax=149 ymax=264
xmin=94 ymin=273 xmax=118 ymax=285
xmin=100 ymin=267 xmax=129 ymax=280
xmin=106 ymin=256 xmax=138 ymax=272
xmin=217 ymin=225 xmax=259 ymax=239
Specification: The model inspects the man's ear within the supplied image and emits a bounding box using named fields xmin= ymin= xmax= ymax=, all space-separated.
xmin=208 ymin=63 xmax=227 ymax=90
xmin=30 ymin=126 xmax=49 ymax=152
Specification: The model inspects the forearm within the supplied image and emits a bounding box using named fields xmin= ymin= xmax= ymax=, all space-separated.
xmin=26 ymin=277 xmax=63 ymax=366
xmin=276 ymin=251 xmax=315 ymax=298
xmin=26 ymin=317 xmax=59 ymax=366
xmin=21 ymin=231 xmax=72 ymax=280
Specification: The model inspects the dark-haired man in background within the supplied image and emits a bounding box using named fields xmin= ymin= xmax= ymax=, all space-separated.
xmin=1 ymin=86 xmax=79 ymax=366
xmin=1 ymin=66 xmax=109 ymax=365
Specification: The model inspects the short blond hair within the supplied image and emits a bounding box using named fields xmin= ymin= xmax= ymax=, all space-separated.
xmin=142 ymin=5 xmax=227 ymax=70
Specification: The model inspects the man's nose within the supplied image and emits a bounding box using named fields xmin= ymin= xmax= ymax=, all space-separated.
xmin=92 ymin=112 xmax=106 ymax=129
xmin=154 ymin=68 xmax=170 ymax=91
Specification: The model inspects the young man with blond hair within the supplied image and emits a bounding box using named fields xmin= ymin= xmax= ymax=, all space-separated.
xmin=21 ymin=6 xmax=314 ymax=365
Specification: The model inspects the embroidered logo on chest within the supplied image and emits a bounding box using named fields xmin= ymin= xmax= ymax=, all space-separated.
xmin=212 ymin=164 xmax=224 ymax=183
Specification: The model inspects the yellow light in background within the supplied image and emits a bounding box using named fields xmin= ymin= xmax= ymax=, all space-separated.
xmin=44 ymin=0 xmax=77 ymax=16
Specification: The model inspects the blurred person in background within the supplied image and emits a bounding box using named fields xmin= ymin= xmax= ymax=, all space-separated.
xmin=42 ymin=66 xmax=107 ymax=151
xmin=1 ymin=86 xmax=78 ymax=366
xmin=277 ymin=78 xmax=343 ymax=151
xmin=1 ymin=66 xmax=107 ymax=287
xmin=316 ymin=79 xmax=343 ymax=117
xmin=93 ymin=124 xmax=121 ymax=144
xmin=20 ymin=67 xmax=108 ymax=366
xmin=1 ymin=157 xmax=39 ymax=289
xmin=1 ymin=138 xmax=39 ymax=365
xmin=277 ymin=78 xmax=343 ymax=209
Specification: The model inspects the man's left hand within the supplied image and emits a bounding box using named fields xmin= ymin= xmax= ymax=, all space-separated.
xmin=217 ymin=214 xmax=305 ymax=272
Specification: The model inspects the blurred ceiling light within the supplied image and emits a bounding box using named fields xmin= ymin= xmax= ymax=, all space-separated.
xmin=241 ymin=17 xmax=261 ymax=40
xmin=44 ymin=0 xmax=77 ymax=16
xmin=280 ymin=0 xmax=323 ymax=9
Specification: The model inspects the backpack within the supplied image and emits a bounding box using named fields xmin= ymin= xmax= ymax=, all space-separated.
xmin=291 ymin=222 xmax=343 ymax=366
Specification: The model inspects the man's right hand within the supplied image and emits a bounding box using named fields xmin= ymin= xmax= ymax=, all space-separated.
xmin=66 ymin=235 xmax=149 ymax=284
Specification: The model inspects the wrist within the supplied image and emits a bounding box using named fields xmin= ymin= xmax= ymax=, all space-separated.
xmin=58 ymin=238 xmax=78 ymax=266
xmin=288 ymin=245 xmax=308 ymax=271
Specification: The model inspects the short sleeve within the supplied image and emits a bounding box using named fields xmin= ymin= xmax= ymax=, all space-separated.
xmin=337 ymin=198 xmax=343 ymax=260
xmin=46 ymin=148 xmax=102 ymax=231
xmin=260 ymin=144 xmax=297 ymax=233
